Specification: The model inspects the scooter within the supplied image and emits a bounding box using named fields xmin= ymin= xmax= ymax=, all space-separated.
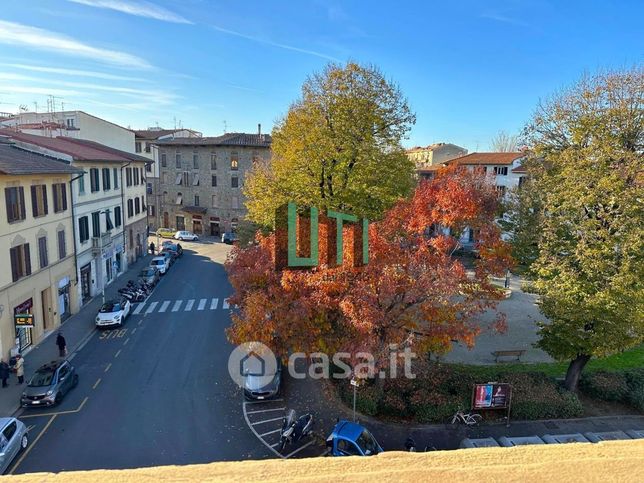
xmin=118 ymin=287 xmax=145 ymax=302
xmin=279 ymin=409 xmax=314 ymax=451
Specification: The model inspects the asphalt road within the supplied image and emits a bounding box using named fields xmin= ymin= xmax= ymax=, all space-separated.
xmin=9 ymin=241 xmax=274 ymax=474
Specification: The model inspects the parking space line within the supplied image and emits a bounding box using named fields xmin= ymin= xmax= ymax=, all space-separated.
xmin=132 ymin=303 xmax=146 ymax=315
xmin=172 ymin=300 xmax=182 ymax=312
xmin=93 ymin=378 xmax=102 ymax=389
xmin=242 ymin=401 xmax=283 ymax=459
xmin=159 ymin=301 xmax=170 ymax=313
xmin=259 ymin=428 xmax=282 ymax=437
xmin=244 ymin=399 xmax=284 ymax=404
xmin=222 ymin=299 xmax=230 ymax=309
xmin=251 ymin=417 xmax=283 ymax=426
xmin=145 ymin=301 xmax=158 ymax=314
xmin=9 ymin=414 xmax=57 ymax=474
xmin=210 ymin=298 xmax=218 ymax=309
xmin=104 ymin=363 xmax=112 ymax=373
xmin=284 ymin=440 xmax=315 ymax=459
xmin=197 ymin=298 xmax=207 ymax=310
xmin=185 ymin=299 xmax=195 ymax=311
xmin=246 ymin=407 xmax=286 ymax=415
xmin=270 ymin=442 xmax=280 ymax=448
xmin=115 ymin=349 xmax=121 ymax=358
xmin=20 ymin=396 xmax=89 ymax=418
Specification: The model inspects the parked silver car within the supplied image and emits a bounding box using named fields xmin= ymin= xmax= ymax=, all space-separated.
xmin=0 ymin=417 xmax=28 ymax=474
xmin=21 ymin=360 xmax=78 ymax=408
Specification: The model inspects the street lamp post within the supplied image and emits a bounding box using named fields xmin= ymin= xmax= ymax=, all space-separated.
xmin=99 ymin=209 xmax=113 ymax=305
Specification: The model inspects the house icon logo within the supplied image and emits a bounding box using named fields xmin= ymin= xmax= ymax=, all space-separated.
xmin=227 ymin=341 xmax=277 ymax=388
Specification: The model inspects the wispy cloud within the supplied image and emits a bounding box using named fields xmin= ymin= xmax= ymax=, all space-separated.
xmin=480 ymin=13 xmax=528 ymax=28
xmin=210 ymin=25 xmax=341 ymax=62
xmin=67 ymin=0 xmax=192 ymax=24
xmin=0 ymin=85 xmax=90 ymax=97
xmin=1 ymin=63 xmax=149 ymax=82
xmin=0 ymin=20 xmax=152 ymax=69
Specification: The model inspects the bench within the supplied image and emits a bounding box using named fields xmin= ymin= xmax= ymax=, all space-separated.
xmin=491 ymin=350 xmax=526 ymax=363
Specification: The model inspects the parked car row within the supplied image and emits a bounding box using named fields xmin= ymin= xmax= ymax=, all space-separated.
xmin=156 ymin=228 xmax=199 ymax=241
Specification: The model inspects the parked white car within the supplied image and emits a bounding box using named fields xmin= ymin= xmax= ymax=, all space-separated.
xmin=95 ymin=299 xmax=131 ymax=328
xmin=150 ymin=256 xmax=170 ymax=275
xmin=174 ymin=230 xmax=199 ymax=241
xmin=0 ymin=417 xmax=28 ymax=474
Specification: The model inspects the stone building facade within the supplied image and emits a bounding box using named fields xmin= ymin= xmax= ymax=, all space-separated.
xmin=154 ymin=132 xmax=271 ymax=237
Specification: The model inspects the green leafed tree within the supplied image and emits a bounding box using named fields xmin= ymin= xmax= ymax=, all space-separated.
xmin=244 ymin=62 xmax=417 ymax=227
xmin=523 ymin=68 xmax=644 ymax=391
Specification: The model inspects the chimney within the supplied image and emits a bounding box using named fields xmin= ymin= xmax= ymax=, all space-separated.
xmin=258 ymin=123 xmax=261 ymax=136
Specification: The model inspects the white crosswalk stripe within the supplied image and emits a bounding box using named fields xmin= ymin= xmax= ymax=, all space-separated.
xmin=132 ymin=302 xmax=146 ymax=315
xmin=145 ymin=301 xmax=158 ymax=314
xmin=132 ymin=298 xmax=229 ymax=315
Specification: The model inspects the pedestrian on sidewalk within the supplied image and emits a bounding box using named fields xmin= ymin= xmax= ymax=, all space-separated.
xmin=56 ymin=332 xmax=67 ymax=358
xmin=0 ymin=359 xmax=9 ymax=387
xmin=149 ymin=241 xmax=156 ymax=255
xmin=14 ymin=354 xmax=24 ymax=384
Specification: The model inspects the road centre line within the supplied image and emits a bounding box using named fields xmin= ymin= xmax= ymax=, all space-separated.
xmin=104 ymin=363 xmax=112 ymax=373
xmin=131 ymin=328 xmax=137 ymax=334
xmin=9 ymin=414 xmax=57 ymax=474
xmin=251 ymin=417 xmax=284 ymax=426
xmin=246 ymin=407 xmax=286 ymax=415
xmin=93 ymin=378 xmax=101 ymax=389
xmin=123 ymin=337 xmax=130 ymax=346
xmin=259 ymin=428 xmax=282 ymax=437
xmin=114 ymin=349 xmax=121 ymax=358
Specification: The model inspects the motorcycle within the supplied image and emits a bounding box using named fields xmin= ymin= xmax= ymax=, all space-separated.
xmin=279 ymin=409 xmax=314 ymax=451
xmin=118 ymin=287 xmax=145 ymax=302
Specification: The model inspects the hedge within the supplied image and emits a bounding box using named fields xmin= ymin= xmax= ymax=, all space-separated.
xmin=336 ymin=361 xmax=583 ymax=423
xmin=580 ymin=368 xmax=644 ymax=412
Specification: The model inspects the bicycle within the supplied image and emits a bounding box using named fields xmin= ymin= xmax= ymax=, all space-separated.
xmin=450 ymin=410 xmax=482 ymax=426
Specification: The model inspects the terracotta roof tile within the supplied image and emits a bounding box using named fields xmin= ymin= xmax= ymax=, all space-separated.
xmin=447 ymin=152 xmax=524 ymax=166
xmin=156 ymin=132 xmax=271 ymax=148
xmin=0 ymin=138 xmax=82 ymax=175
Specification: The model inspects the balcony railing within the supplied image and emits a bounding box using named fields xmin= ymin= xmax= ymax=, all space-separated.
xmin=92 ymin=233 xmax=113 ymax=254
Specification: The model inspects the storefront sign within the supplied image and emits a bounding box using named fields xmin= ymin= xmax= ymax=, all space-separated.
xmin=473 ymin=383 xmax=511 ymax=409
xmin=15 ymin=313 xmax=34 ymax=328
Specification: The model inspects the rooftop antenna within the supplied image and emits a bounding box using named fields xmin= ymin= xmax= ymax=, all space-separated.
xmin=223 ymin=120 xmax=227 ymax=133
xmin=33 ymin=101 xmax=38 ymax=112
xmin=173 ymin=116 xmax=177 ymax=130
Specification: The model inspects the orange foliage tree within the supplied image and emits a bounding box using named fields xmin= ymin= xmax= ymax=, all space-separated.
xmin=225 ymin=166 xmax=512 ymax=368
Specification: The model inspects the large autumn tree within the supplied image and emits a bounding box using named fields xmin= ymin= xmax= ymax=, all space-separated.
xmin=226 ymin=167 xmax=512 ymax=370
xmin=244 ymin=62 xmax=417 ymax=227
xmin=521 ymin=68 xmax=644 ymax=391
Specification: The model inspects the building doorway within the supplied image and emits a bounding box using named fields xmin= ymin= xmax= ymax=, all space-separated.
xmin=105 ymin=257 xmax=113 ymax=283
xmin=58 ymin=277 xmax=71 ymax=322
xmin=210 ymin=220 xmax=220 ymax=237
xmin=80 ymin=263 xmax=92 ymax=303
xmin=14 ymin=298 xmax=34 ymax=352
xmin=41 ymin=288 xmax=53 ymax=331
xmin=176 ymin=215 xmax=185 ymax=231
xmin=192 ymin=217 xmax=202 ymax=234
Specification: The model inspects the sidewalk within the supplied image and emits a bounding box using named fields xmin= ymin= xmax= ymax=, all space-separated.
xmin=0 ymin=253 xmax=153 ymax=417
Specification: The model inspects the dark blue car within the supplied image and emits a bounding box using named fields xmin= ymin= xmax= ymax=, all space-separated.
xmin=326 ymin=420 xmax=383 ymax=456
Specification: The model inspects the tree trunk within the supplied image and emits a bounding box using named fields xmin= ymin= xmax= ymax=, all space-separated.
xmin=564 ymin=354 xmax=591 ymax=392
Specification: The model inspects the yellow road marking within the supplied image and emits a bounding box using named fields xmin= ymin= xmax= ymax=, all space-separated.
xmin=20 ymin=396 xmax=89 ymax=418
xmin=93 ymin=378 xmax=101 ymax=389
xmin=114 ymin=349 xmax=121 ymax=358
xmin=104 ymin=363 xmax=112 ymax=373
xmin=10 ymin=414 xmax=57 ymax=474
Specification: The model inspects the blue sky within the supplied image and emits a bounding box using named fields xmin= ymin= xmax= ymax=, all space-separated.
xmin=0 ymin=0 xmax=641 ymax=151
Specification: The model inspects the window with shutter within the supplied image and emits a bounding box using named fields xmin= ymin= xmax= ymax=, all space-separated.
xmin=38 ymin=236 xmax=48 ymax=268
xmin=58 ymin=230 xmax=66 ymax=259
xmin=31 ymin=185 xmax=48 ymax=217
